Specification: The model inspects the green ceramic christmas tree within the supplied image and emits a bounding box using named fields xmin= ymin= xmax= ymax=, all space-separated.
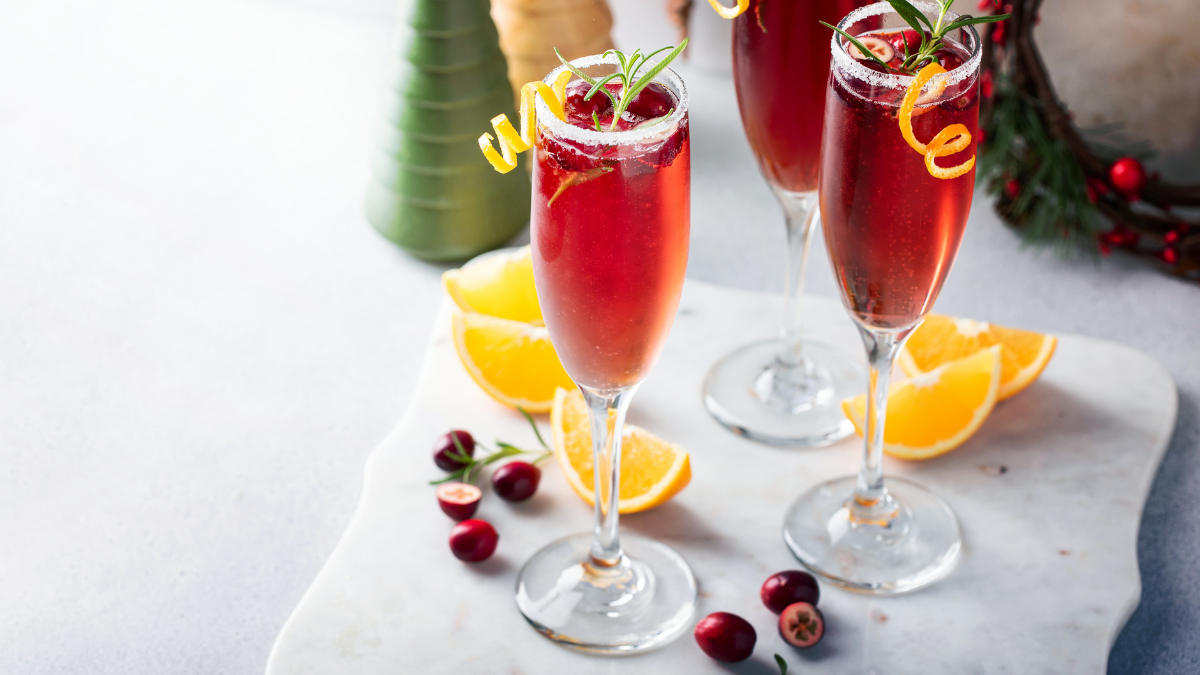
xmin=365 ymin=0 xmax=530 ymax=261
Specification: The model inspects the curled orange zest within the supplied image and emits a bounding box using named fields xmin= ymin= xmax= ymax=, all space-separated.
xmin=479 ymin=70 xmax=572 ymax=173
xmin=899 ymin=63 xmax=973 ymax=179
xmin=707 ymin=0 xmax=749 ymax=19
xmin=925 ymin=124 xmax=975 ymax=179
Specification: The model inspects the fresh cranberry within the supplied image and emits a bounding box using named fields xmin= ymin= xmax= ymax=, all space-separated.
xmin=778 ymin=602 xmax=825 ymax=649
xmin=563 ymin=80 xmax=613 ymax=119
xmin=760 ymin=570 xmax=820 ymax=614
xmin=448 ymin=519 xmax=498 ymax=562
xmin=491 ymin=461 xmax=541 ymax=502
xmin=436 ymin=482 xmax=481 ymax=520
xmin=890 ymin=29 xmax=924 ymax=53
xmin=433 ymin=430 xmax=475 ymax=472
xmin=623 ymin=82 xmax=676 ymax=120
xmin=694 ymin=612 xmax=756 ymax=662
xmin=936 ymin=50 xmax=965 ymax=71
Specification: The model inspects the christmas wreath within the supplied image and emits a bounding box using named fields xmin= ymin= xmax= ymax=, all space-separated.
xmin=977 ymin=0 xmax=1200 ymax=280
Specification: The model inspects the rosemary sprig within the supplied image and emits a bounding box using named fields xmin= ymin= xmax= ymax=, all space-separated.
xmin=555 ymin=40 xmax=688 ymax=132
xmin=822 ymin=0 xmax=1009 ymax=76
xmin=430 ymin=407 xmax=553 ymax=485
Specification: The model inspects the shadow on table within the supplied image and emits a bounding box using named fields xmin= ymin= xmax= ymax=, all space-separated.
xmin=620 ymin=500 xmax=736 ymax=553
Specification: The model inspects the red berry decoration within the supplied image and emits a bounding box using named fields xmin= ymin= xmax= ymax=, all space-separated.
xmin=1004 ymin=179 xmax=1021 ymax=200
xmin=1109 ymin=157 xmax=1146 ymax=198
xmin=436 ymin=482 xmax=481 ymax=520
xmin=779 ymin=602 xmax=825 ymax=649
xmin=694 ymin=612 xmax=756 ymax=663
xmin=761 ymin=570 xmax=820 ymax=614
xmin=889 ymin=29 xmax=923 ymax=53
xmin=433 ymin=430 xmax=475 ymax=472
xmin=448 ymin=519 xmax=498 ymax=562
xmin=491 ymin=461 xmax=541 ymax=502
xmin=991 ymin=20 xmax=1006 ymax=44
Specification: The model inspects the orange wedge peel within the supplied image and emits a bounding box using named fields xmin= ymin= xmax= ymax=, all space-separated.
xmin=706 ymin=0 xmax=749 ymax=19
xmin=478 ymin=70 xmax=572 ymax=173
xmin=899 ymin=314 xmax=1057 ymax=401
xmin=843 ymin=346 xmax=1002 ymax=461
xmin=899 ymin=62 xmax=974 ymax=179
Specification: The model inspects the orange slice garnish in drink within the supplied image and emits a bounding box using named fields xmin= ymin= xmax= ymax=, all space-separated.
xmin=479 ymin=69 xmax=572 ymax=174
xmin=706 ymin=0 xmax=749 ymax=19
xmin=898 ymin=62 xmax=974 ymax=179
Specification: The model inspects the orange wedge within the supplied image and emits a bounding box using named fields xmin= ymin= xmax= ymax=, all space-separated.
xmin=843 ymin=346 xmax=1002 ymax=461
xmin=451 ymin=312 xmax=573 ymax=413
xmin=551 ymin=388 xmax=690 ymax=513
xmin=899 ymin=314 xmax=1057 ymax=401
xmin=442 ymin=246 xmax=542 ymax=324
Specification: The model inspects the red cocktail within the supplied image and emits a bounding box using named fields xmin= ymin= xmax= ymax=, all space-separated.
xmin=515 ymin=52 xmax=697 ymax=654
xmin=783 ymin=1 xmax=985 ymax=595
xmin=820 ymin=32 xmax=976 ymax=328
xmin=733 ymin=0 xmax=868 ymax=192
xmin=703 ymin=0 xmax=871 ymax=447
xmin=531 ymin=79 xmax=690 ymax=389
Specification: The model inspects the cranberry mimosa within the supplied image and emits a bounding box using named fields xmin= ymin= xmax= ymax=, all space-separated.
xmin=702 ymin=0 xmax=870 ymax=447
xmin=784 ymin=0 xmax=1004 ymax=594
xmin=480 ymin=46 xmax=698 ymax=653
xmin=820 ymin=32 xmax=977 ymax=328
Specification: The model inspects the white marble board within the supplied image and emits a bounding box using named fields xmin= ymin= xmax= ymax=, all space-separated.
xmin=266 ymin=281 xmax=1177 ymax=674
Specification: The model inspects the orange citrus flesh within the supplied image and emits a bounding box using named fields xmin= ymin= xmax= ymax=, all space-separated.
xmin=707 ymin=0 xmax=750 ymax=19
xmin=442 ymin=246 xmax=542 ymax=324
xmin=451 ymin=312 xmax=574 ymax=413
xmin=899 ymin=62 xmax=973 ymax=179
xmin=551 ymin=388 xmax=691 ymax=514
xmin=479 ymin=71 xmax=572 ymax=173
xmin=899 ymin=314 xmax=1057 ymax=401
xmin=843 ymin=346 xmax=1002 ymax=461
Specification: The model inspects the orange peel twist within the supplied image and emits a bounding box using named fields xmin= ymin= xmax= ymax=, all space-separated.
xmin=707 ymin=0 xmax=750 ymax=19
xmin=899 ymin=62 xmax=973 ymax=179
xmin=924 ymin=124 xmax=975 ymax=179
xmin=479 ymin=70 xmax=572 ymax=174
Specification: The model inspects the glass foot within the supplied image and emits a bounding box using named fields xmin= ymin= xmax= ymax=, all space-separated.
xmin=514 ymin=532 xmax=697 ymax=654
xmin=703 ymin=339 xmax=863 ymax=447
xmin=782 ymin=476 xmax=962 ymax=594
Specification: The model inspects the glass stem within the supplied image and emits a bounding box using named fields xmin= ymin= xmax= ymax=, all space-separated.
xmin=580 ymin=384 xmax=637 ymax=568
xmin=774 ymin=188 xmax=818 ymax=369
xmin=850 ymin=326 xmax=910 ymax=524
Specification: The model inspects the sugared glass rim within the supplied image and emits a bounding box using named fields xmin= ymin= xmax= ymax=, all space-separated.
xmin=831 ymin=1 xmax=982 ymax=89
xmin=535 ymin=53 xmax=689 ymax=146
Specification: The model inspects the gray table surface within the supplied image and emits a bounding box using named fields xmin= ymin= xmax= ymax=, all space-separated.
xmin=1 ymin=0 xmax=1196 ymax=673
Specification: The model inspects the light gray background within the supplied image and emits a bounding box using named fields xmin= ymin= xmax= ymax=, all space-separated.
xmin=0 ymin=0 xmax=1195 ymax=673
